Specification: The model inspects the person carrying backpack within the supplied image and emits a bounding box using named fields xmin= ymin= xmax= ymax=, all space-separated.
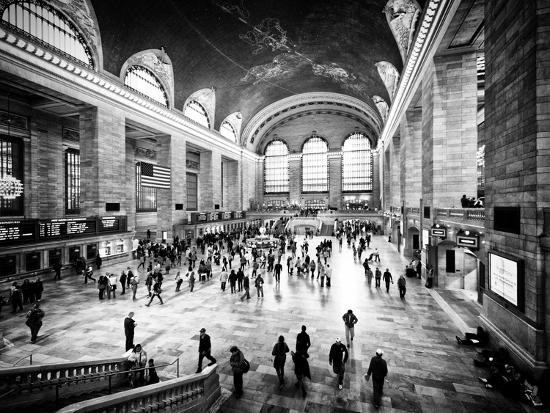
xmin=229 ymin=345 xmax=248 ymax=398
xmin=26 ymin=302 xmax=44 ymax=343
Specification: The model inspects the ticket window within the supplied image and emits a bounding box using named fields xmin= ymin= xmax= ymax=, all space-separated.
xmin=25 ymin=252 xmax=41 ymax=271
xmin=0 ymin=255 xmax=17 ymax=276
xmin=49 ymin=248 xmax=63 ymax=267
xmin=87 ymin=244 xmax=98 ymax=259
xmin=69 ymin=246 xmax=81 ymax=263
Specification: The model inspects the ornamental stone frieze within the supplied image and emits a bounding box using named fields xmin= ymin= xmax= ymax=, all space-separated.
xmin=383 ymin=0 xmax=422 ymax=63
xmin=135 ymin=146 xmax=157 ymax=160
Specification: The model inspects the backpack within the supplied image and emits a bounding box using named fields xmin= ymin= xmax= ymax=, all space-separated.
xmin=241 ymin=358 xmax=250 ymax=373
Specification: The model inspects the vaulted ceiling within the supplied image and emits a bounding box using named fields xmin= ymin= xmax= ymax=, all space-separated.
xmin=91 ymin=0 xmax=416 ymax=136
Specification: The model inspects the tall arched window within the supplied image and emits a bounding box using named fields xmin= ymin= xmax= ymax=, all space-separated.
xmin=302 ymin=136 xmax=328 ymax=192
xmin=1 ymin=0 xmax=94 ymax=68
xmin=124 ymin=66 xmax=168 ymax=107
xmin=220 ymin=121 xmax=237 ymax=142
xmin=342 ymin=132 xmax=373 ymax=191
xmin=184 ymin=101 xmax=210 ymax=128
xmin=264 ymin=140 xmax=289 ymax=193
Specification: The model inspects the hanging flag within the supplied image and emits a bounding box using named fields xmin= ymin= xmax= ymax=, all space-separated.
xmin=139 ymin=162 xmax=171 ymax=189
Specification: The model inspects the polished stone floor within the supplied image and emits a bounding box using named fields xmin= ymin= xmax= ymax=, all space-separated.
xmin=0 ymin=236 xmax=540 ymax=412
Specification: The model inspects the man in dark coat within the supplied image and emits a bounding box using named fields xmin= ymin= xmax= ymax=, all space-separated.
xmin=26 ymin=302 xmax=44 ymax=343
xmin=119 ymin=270 xmax=127 ymax=295
xmin=291 ymin=349 xmax=311 ymax=397
xmin=296 ymin=325 xmax=311 ymax=356
xmin=124 ymin=312 xmax=137 ymax=351
xmin=196 ymin=328 xmax=217 ymax=373
xmin=365 ymin=349 xmax=388 ymax=408
xmin=329 ymin=337 xmax=349 ymax=390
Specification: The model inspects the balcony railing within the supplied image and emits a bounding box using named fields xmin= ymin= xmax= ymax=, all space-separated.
xmin=434 ymin=208 xmax=485 ymax=221
xmin=57 ymin=365 xmax=221 ymax=413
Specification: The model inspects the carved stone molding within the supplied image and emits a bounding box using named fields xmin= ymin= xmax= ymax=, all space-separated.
xmin=375 ymin=61 xmax=400 ymax=102
xmin=372 ymin=95 xmax=389 ymax=123
xmin=135 ymin=146 xmax=157 ymax=160
xmin=383 ymin=0 xmax=422 ymax=63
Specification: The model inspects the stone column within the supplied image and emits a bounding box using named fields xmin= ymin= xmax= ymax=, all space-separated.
xmin=212 ymin=151 xmax=222 ymax=209
xmin=372 ymin=151 xmax=381 ymax=210
xmin=389 ymin=135 xmax=401 ymax=209
xmin=288 ymin=153 xmax=301 ymax=205
xmin=423 ymin=52 xmax=478 ymax=208
xmin=328 ymin=150 xmax=342 ymax=209
xmin=480 ymin=0 xmax=549 ymax=377
xmin=199 ymin=151 xmax=212 ymax=211
xmin=400 ymin=107 xmax=422 ymax=207
xmin=79 ymin=106 xmax=126 ymax=216
xmin=156 ymin=135 xmax=187 ymax=240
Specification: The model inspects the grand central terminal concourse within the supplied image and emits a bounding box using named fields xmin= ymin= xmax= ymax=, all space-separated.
xmin=0 ymin=0 xmax=549 ymax=412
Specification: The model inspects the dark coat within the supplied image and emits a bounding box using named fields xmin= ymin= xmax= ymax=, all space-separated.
xmin=292 ymin=351 xmax=311 ymax=379
xmin=329 ymin=342 xmax=349 ymax=367
xmin=124 ymin=317 xmax=136 ymax=337
xmin=296 ymin=331 xmax=311 ymax=354
xmin=367 ymin=355 xmax=388 ymax=380
xmin=199 ymin=333 xmax=212 ymax=352
xmin=272 ymin=341 xmax=289 ymax=367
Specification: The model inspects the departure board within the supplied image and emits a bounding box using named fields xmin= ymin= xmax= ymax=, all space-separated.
xmin=39 ymin=218 xmax=95 ymax=239
xmin=0 ymin=220 xmax=37 ymax=245
xmin=99 ymin=216 xmax=120 ymax=232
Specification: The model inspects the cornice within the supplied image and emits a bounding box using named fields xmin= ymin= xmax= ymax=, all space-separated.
xmin=0 ymin=26 xmax=257 ymax=162
xmin=378 ymin=0 xmax=461 ymax=151
xmin=242 ymin=92 xmax=383 ymax=151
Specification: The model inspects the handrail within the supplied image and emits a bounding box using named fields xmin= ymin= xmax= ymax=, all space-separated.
xmin=12 ymin=353 xmax=32 ymax=366
xmin=57 ymin=365 xmax=221 ymax=413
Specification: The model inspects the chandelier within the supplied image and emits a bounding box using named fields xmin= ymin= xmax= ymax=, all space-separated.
xmin=0 ymin=174 xmax=23 ymax=199
xmin=0 ymin=94 xmax=23 ymax=200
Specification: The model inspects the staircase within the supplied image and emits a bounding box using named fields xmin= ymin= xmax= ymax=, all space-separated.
xmin=319 ymin=222 xmax=333 ymax=236
xmin=285 ymin=217 xmax=322 ymax=235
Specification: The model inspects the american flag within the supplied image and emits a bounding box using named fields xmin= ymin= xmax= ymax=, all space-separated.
xmin=139 ymin=162 xmax=171 ymax=189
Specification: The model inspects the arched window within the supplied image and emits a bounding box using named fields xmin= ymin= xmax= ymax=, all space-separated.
xmin=184 ymin=100 xmax=210 ymax=128
xmin=1 ymin=0 xmax=94 ymax=68
xmin=220 ymin=121 xmax=237 ymax=142
xmin=342 ymin=132 xmax=373 ymax=191
xmin=264 ymin=140 xmax=289 ymax=193
xmin=302 ymin=136 xmax=328 ymax=192
xmin=124 ymin=65 xmax=168 ymax=107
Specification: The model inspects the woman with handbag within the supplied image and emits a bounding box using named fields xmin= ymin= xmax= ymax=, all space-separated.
xmin=229 ymin=345 xmax=247 ymax=398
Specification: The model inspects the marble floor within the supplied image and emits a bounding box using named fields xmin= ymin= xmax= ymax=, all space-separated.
xmin=0 ymin=236 xmax=541 ymax=413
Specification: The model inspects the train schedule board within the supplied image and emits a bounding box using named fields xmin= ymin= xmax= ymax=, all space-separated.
xmin=98 ymin=216 xmax=120 ymax=232
xmin=39 ymin=218 xmax=96 ymax=239
xmin=0 ymin=220 xmax=36 ymax=245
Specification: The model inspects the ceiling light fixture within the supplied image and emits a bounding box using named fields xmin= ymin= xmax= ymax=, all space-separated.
xmin=0 ymin=94 xmax=23 ymax=200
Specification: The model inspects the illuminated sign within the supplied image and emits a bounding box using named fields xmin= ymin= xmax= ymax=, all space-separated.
xmin=489 ymin=252 xmax=523 ymax=308
xmin=430 ymin=228 xmax=447 ymax=238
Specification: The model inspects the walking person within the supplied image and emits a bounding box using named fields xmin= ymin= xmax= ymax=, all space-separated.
xmin=53 ymin=260 xmax=62 ymax=280
xmin=219 ymin=268 xmax=228 ymax=292
xmin=237 ymin=268 xmax=244 ymax=292
xmin=130 ymin=273 xmax=139 ymax=300
xmin=175 ymin=271 xmax=183 ymax=292
xmin=329 ymin=337 xmax=349 ymax=390
xmin=291 ymin=349 xmax=311 ymax=397
xmin=229 ymin=269 xmax=237 ymax=293
xmin=272 ymin=335 xmax=290 ymax=389
xmin=240 ymin=273 xmax=250 ymax=300
xmin=398 ymin=274 xmax=407 ymax=298
xmin=325 ymin=263 xmax=332 ymax=287
xmin=10 ymin=282 xmax=23 ymax=313
xmin=196 ymin=328 xmax=217 ymax=373
xmin=255 ymin=272 xmax=264 ymax=297
xmin=365 ymin=349 xmax=388 ymax=408
xmin=146 ymin=280 xmax=164 ymax=306
xmin=188 ymin=270 xmax=196 ymax=292
xmin=229 ymin=346 xmax=246 ymax=398
xmin=25 ymin=302 xmax=44 ymax=343
xmin=296 ymin=325 xmax=311 ymax=356
xmin=124 ymin=312 xmax=137 ymax=351
xmin=95 ymin=253 xmax=102 ymax=270
xmin=274 ymin=260 xmax=282 ymax=283
xmin=342 ymin=309 xmax=358 ymax=347
xmin=119 ymin=270 xmax=127 ymax=295
xmin=375 ymin=267 xmax=382 ymax=288
xmin=366 ymin=267 xmax=374 ymax=287
xmin=128 ymin=344 xmax=147 ymax=387
xmin=383 ymin=268 xmax=393 ymax=293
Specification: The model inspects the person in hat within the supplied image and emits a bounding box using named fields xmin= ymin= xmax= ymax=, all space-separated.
xmin=365 ymin=349 xmax=388 ymax=408
xmin=329 ymin=337 xmax=349 ymax=390
xmin=196 ymin=328 xmax=217 ymax=373
xmin=229 ymin=345 xmax=246 ymax=398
